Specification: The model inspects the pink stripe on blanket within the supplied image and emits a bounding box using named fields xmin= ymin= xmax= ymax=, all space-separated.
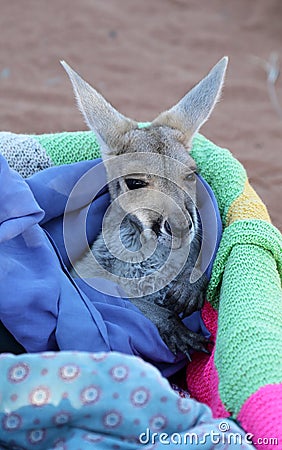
xmin=186 ymin=301 xmax=229 ymax=418
xmin=237 ymin=383 xmax=282 ymax=450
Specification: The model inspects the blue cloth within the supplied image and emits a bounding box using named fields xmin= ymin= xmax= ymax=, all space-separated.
xmin=0 ymin=351 xmax=253 ymax=450
xmin=0 ymin=154 xmax=220 ymax=376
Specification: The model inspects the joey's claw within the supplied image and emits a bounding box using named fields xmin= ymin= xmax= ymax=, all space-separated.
xmin=188 ymin=335 xmax=210 ymax=354
xmin=157 ymin=313 xmax=211 ymax=359
xmin=202 ymin=348 xmax=211 ymax=355
xmin=183 ymin=351 xmax=192 ymax=362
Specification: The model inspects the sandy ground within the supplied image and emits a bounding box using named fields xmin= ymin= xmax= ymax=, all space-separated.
xmin=0 ymin=0 xmax=281 ymax=230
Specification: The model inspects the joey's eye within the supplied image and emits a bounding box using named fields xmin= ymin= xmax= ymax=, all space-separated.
xmin=185 ymin=172 xmax=196 ymax=182
xmin=125 ymin=178 xmax=148 ymax=190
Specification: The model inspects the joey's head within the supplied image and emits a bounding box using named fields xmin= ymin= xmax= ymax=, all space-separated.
xmin=62 ymin=58 xmax=227 ymax=251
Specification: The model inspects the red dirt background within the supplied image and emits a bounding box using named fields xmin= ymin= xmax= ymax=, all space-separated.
xmin=0 ymin=0 xmax=281 ymax=230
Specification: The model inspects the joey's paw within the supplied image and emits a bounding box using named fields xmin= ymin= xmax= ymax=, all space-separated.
xmin=182 ymin=285 xmax=206 ymax=317
xmin=158 ymin=314 xmax=210 ymax=359
xmin=160 ymin=275 xmax=208 ymax=317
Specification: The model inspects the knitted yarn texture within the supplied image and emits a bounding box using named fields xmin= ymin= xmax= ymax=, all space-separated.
xmin=32 ymin=130 xmax=100 ymax=166
xmin=0 ymin=132 xmax=53 ymax=177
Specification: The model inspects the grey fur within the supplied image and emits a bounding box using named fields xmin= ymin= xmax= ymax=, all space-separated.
xmin=62 ymin=58 xmax=228 ymax=357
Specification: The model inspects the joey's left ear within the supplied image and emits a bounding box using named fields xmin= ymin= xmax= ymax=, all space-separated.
xmin=152 ymin=57 xmax=228 ymax=146
xmin=61 ymin=61 xmax=137 ymax=159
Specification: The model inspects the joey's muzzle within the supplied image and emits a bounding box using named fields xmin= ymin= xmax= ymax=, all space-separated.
xmin=120 ymin=185 xmax=192 ymax=234
xmin=128 ymin=207 xmax=193 ymax=250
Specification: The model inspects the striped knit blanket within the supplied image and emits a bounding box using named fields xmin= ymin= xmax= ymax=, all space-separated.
xmin=1 ymin=130 xmax=282 ymax=449
xmin=189 ymin=134 xmax=282 ymax=449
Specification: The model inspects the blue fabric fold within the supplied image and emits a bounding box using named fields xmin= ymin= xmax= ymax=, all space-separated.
xmin=0 ymin=351 xmax=253 ymax=450
xmin=0 ymin=154 xmax=220 ymax=376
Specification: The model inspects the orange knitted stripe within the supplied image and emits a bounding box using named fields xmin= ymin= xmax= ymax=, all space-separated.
xmin=226 ymin=180 xmax=270 ymax=226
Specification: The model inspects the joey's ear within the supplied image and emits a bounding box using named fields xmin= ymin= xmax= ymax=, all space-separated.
xmin=61 ymin=61 xmax=136 ymax=158
xmin=153 ymin=57 xmax=228 ymax=145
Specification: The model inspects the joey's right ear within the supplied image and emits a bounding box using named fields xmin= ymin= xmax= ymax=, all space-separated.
xmin=152 ymin=57 xmax=228 ymax=146
xmin=61 ymin=61 xmax=137 ymax=159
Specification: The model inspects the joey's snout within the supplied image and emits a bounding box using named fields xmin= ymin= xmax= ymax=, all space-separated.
xmin=158 ymin=214 xmax=195 ymax=250
xmin=127 ymin=208 xmax=195 ymax=250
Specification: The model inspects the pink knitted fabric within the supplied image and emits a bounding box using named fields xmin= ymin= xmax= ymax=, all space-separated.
xmin=187 ymin=301 xmax=282 ymax=448
xmin=237 ymin=383 xmax=282 ymax=450
xmin=186 ymin=301 xmax=229 ymax=418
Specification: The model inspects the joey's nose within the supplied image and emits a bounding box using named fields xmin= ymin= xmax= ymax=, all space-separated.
xmin=151 ymin=215 xmax=163 ymax=237
xmin=163 ymin=220 xmax=172 ymax=236
xmin=158 ymin=218 xmax=186 ymax=239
